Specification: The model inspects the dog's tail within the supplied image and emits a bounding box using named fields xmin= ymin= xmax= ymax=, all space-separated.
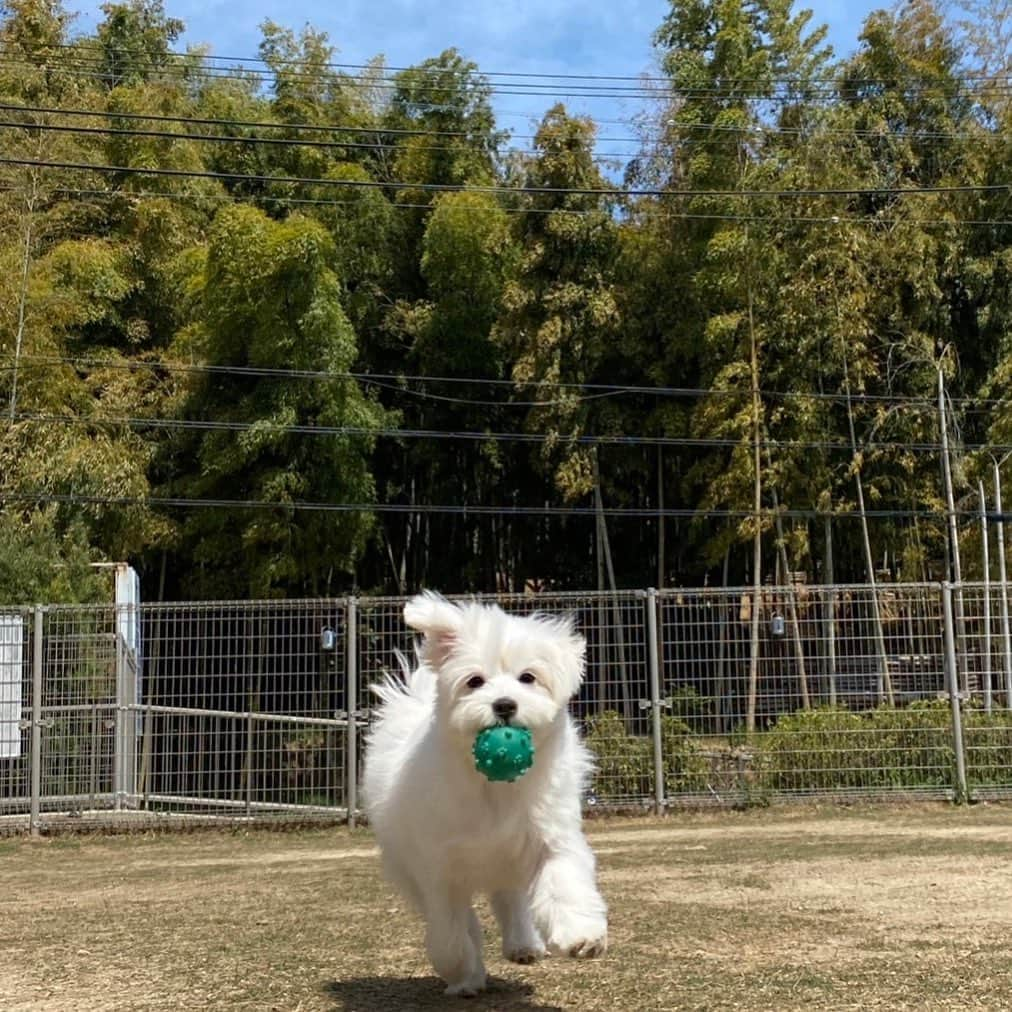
xmin=369 ymin=649 xmax=436 ymax=708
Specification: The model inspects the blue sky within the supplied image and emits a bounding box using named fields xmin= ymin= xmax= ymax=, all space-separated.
xmin=65 ymin=0 xmax=888 ymax=131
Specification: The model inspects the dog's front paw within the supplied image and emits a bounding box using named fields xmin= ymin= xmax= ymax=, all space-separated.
xmin=547 ymin=914 xmax=608 ymax=959
xmin=504 ymin=942 xmax=546 ymax=965
xmin=563 ymin=935 xmax=607 ymax=958
xmin=444 ymin=972 xmax=487 ymax=998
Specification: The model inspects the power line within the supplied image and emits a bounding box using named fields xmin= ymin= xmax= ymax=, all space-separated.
xmin=0 ymin=53 xmax=685 ymax=115
xmin=1 ymin=110 xmax=1006 ymax=164
xmin=4 ymin=100 xmax=1004 ymax=147
xmin=6 ymin=45 xmax=1012 ymax=102
xmin=6 ymin=356 xmax=1001 ymax=410
xmin=1 ymin=52 xmax=1011 ymax=121
xmin=0 ymin=100 xmax=491 ymax=140
xmin=0 ymin=51 xmax=667 ymax=101
xmin=0 ymin=182 xmax=614 ymax=219
xmin=1 ymin=152 xmax=1007 ymax=200
xmin=0 ymin=490 xmax=988 ymax=520
xmin=5 ymin=358 xmax=635 ymax=408
xmin=0 ymin=116 xmax=478 ymax=153
xmin=0 ymin=115 xmax=641 ymax=162
xmin=9 ymin=410 xmax=1009 ymax=455
xmin=0 ymin=152 xmax=624 ymax=198
xmin=3 ymin=181 xmax=1009 ymax=229
xmin=25 ymin=40 xmax=1012 ymax=91
xmin=358 ymin=376 xmax=625 ymax=408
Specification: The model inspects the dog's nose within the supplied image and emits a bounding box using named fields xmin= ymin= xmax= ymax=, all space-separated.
xmin=492 ymin=697 xmax=518 ymax=721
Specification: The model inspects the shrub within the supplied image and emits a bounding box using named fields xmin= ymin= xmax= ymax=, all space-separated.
xmin=756 ymin=702 xmax=956 ymax=793
xmin=583 ymin=709 xmax=708 ymax=802
xmin=583 ymin=702 xmax=1012 ymax=802
xmin=963 ymin=708 xmax=1012 ymax=789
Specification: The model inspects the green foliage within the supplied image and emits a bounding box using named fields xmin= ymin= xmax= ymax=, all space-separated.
xmin=493 ymin=104 xmax=619 ymax=503
xmin=95 ymin=0 xmax=184 ymax=89
xmin=736 ymin=703 xmax=1012 ymax=796
xmin=0 ymin=508 xmax=104 ymax=605
xmin=167 ymin=205 xmax=386 ymax=597
xmin=962 ymin=709 xmax=1012 ymax=789
xmin=1 ymin=0 xmax=1010 ymax=598
xmin=584 ymin=709 xmax=709 ymax=801
xmin=389 ymin=48 xmax=503 ymax=193
xmin=756 ymin=703 xmax=954 ymax=791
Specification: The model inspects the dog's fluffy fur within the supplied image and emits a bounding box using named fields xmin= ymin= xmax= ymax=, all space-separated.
xmin=362 ymin=592 xmax=608 ymax=996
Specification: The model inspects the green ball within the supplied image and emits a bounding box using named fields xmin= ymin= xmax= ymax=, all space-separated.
xmin=472 ymin=725 xmax=535 ymax=783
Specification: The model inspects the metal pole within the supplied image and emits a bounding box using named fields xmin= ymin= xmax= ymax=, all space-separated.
xmin=994 ymin=460 xmax=1012 ymax=709
xmin=824 ymin=516 xmax=837 ymax=707
xmin=29 ymin=607 xmax=43 ymax=836
xmin=715 ymin=551 xmax=729 ymax=733
xmin=114 ymin=629 xmax=124 ymax=811
xmin=645 ymin=589 xmax=665 ymax=815
xmin=346 ymin=597 xmax=359 ymax=828
xmin=980 ymin=479 xmax=992 ymax=713
xmin=938 ymin=364 xmax=965 ymax=689
xmin=245 ymin=710 xmax=253 ymax=819
xmin=942 ymin=582 xmax=968 ymax=803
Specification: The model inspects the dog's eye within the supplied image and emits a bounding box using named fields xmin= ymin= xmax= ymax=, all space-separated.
xmin=518 ymin=672 xmax=537 ymax=685
xmin=465 ymin=674 xmax=485 ymax=690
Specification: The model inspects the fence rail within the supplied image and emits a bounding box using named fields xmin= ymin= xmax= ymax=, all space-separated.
xmin=2 ymin=582 xmax=1012 ymax=833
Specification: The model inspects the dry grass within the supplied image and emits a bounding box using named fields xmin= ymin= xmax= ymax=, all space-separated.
xmin=3 ymin=804 xmax=1012 ymax=1010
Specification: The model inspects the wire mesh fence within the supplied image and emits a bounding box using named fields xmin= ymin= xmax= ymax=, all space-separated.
xmin=0 ymin=609 xmax=32 ymax=820
xmin=136 ymin=600 xmax=350 ymax=821
xmin=2 ymin=582 xmax=1012 ymax=833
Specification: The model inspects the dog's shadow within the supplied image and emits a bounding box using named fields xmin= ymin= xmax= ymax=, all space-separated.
xmin=323 ymin=975 xmax=563 ymax=1011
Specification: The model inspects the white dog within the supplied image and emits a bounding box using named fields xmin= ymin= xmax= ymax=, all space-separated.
xmin=362 ymin=592 xmax=608 ymax=997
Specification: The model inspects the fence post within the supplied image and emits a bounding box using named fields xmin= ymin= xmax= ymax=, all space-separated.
xmin=346 ymin=597 xmax=359 ymax=828
xmin=942 ymin=582 xmax=969 ymax=803
xmin=114 ymin=622 xmax=124 ymax=812
xmin=29 ymin=606 xmax=43 ymax=837
xmin=244 ymin=710 xmax=253 ymax=819
xmin=645 ymin=589 xmax=665 ymax=816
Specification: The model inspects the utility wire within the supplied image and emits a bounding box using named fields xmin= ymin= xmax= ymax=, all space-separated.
xmin=1 ymin=152 xmax=1007 ymax=199
xmin=0 ymin=116 xmax=643 ymax=161
xmin=0 ymin=100 xmax=503 ymax=140
xmin=4 ymin=47 xmax=1012 ymax=102
xmin=4 ymin=100 xmax=1006 ymax=146
xmin=2 ymin=181 xmax=1009 ymax=229
xmin=8 ymin=410 xmax=1006 ymax=455
xmin=5 ymin=356 xmax=1004 ymax=410
xmin=0 ymin=490 xmax=990 ymax=520
xmin=2 ymin=110 xmax=1008 ymax=162
xmin=0 ymin=182 xmax=617 ymax=218
xmin=24 ymin=40 xmax=1012 ymax=90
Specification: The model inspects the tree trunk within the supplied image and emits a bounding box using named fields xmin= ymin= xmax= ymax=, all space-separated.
xmin=746 ymin=281 xmax=763 ymax=736
xmin=594 ymin=450 xmax=631 ymax=719
xmin=8 ymin=168 xmax=39 ymax=424
xmin=771 ymin=483 xmax=810 ymax=710
xmin=843 ymin=349 xmax=894 ymax=705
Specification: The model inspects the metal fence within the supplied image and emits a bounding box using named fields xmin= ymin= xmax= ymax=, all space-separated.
xmin=2 ymin=582 xmax=1012 ymax=833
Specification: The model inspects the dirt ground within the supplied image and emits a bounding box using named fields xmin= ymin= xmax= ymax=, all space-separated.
xmin=3 ymin=804 xmax=1012 ymax=1011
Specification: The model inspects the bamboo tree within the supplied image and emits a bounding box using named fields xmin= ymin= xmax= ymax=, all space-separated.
xmin=7 ymin=161 xmax=38 ymax=424
xmin=841 ymin=343 xmax=894 ymax=706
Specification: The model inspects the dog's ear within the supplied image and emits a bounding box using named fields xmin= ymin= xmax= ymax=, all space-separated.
xmin=547 ymin=612 xmax=586 ymax=699
xmin=559 ymin=630 xmax=587 ymax=699
xmin=403 ymin=591 xmax=462 ymax=667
